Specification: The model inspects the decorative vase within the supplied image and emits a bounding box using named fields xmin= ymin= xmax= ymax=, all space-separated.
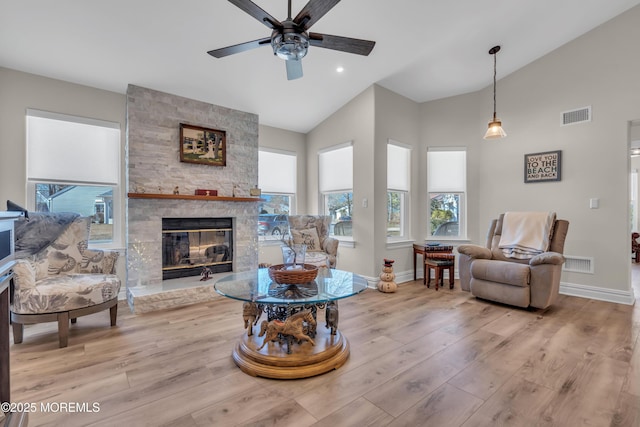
xmin=377 ymin=259 xmax=397 ymax=293
xmin=281 ymin=244 xmax=307 ymax=269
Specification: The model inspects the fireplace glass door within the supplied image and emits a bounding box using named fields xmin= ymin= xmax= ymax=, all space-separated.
xmin=162 ymin=218 xmax=233 ymax=279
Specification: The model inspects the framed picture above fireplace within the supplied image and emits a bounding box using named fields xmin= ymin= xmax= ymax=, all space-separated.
xmin=179 ymin=123 xmax=226 ymax=166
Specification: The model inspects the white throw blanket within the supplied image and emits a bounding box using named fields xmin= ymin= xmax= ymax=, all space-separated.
xmin=498 ymin=211 xmax=556 ymax=259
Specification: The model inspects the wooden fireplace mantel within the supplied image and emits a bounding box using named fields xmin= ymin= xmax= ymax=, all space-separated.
xmin=127 ymin=193 xmax=264 ymax=202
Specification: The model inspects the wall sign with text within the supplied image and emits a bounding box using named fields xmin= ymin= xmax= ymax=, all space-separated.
xmin=524 ymin=150 xmax=561 ymax=183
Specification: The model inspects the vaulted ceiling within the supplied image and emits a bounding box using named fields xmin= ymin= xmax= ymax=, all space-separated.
xmin=2 ymin=0 xmax=639 ymax=133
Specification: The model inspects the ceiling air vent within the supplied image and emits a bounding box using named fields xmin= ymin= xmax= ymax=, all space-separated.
xmin=561 ymin=106 xmax=591 ymax=126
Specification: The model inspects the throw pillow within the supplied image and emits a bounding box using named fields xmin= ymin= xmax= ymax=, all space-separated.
xmin=291 ymin=228 xmax=322 ymax=252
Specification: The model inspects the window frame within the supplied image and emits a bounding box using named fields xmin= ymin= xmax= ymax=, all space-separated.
xmin=386 ymin=190 xmax=407 ymax=240
xmin=428 ymin=192 xmax=465 ymax=239
xmin=387 ymin=141 xmax=411 ymax=242
xmin=258 ymin=148 xmax=297 ymax=242
xmin=318 ymin=143 xmax=354 ymax=240
xmin=426 ymin=148 xmax=467 ymax=241
xmin=25 ymin=110 xmax=122 ymax=248
xmin=257 ymin=193 xmax=296 ymax=242
xmin=322 ymin=191 xmax=354 ymax=238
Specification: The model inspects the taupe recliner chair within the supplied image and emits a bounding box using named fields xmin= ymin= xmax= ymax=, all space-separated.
xmin=457 ymin=214 xmax=569 ymax=309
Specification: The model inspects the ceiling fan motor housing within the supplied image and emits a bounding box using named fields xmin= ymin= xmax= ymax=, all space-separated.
xmin=271 ymin=22 xmax=309 ymax=61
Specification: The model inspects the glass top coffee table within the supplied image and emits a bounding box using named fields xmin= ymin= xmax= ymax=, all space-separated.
xmin=214 ymin=268 xmax=368 ymax=379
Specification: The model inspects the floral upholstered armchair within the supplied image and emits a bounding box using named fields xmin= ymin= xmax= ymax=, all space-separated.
xmin=11 ymin=213 xmax=121 ymax=347
xmin=288 ymin=215 xmax=339 ymax=268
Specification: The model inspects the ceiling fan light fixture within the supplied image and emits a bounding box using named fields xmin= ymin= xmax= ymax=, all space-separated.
xmin=271 ymin=32 xmax=309 ymax=61
xmin=483 ymin=45 xmax=507 ymax=140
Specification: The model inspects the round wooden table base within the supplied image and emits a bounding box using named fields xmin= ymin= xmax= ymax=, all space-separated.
xmin=232 ymin=328 xmax=350 ymax=379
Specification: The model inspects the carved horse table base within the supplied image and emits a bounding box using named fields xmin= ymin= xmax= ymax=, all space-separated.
xmin=233 ymin=301 xmax=347 ymax=379
xmin=257 ymin=310 xmax=316 ymax=354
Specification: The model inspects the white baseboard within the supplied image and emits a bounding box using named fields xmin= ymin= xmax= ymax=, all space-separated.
xmin=394 ymin=270 xmax=418 ymax=285
xmin=381 ymin=269 xmax=459 ymax=286
xmin=361 ymin=275 xmax=379 ymax=288
xmin=353 ymin=271 xmax=635 ymax=307
xmin=560 ymin=281 xmax=636 ymax=305
xmin=361 ymin=270 xmax=417 ymax=288
xmin=390 ymin=274 xmax=635 ymax=306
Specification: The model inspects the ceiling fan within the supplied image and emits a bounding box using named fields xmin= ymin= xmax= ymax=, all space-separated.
xmin=207 ymin=0 xmax=376 ymax=80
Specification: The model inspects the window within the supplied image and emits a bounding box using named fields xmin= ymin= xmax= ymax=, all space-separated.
xmin=387 ymin=142 xmax=410 ymax=240
xmin=26 ymin=109 xmax=121 ymax=245
xmin=427 ymin=148 xmax=466 ymax=239
xmin=258 ymin=149 xmax=296 ymax=240
xmin=319 ymin=143 xmax=353 ymax=237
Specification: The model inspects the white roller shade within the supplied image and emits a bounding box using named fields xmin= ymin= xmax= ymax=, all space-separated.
xmin=319 ymin=144 xmax=353 ymax=192
xmin=387 ymin=142 xmax=410 ymax=191
xmin=259 ymin=150 xmax=296 ymax=193
xmin=427 ymin=149 xmax=466 ymax=192
xmin=26 ymin=110 xmax=120 ymax=185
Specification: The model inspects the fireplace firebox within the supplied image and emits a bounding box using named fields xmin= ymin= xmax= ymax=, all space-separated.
xmin=162 ymin=217 xmax=233 ymax=280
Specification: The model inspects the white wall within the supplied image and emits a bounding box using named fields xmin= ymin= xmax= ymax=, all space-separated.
xmin=0 ymin=67 xmax=126 ymax=209
xmin=0 ymin=67 xmax=128 ymax=284
xmin=372 ymin=85 xmax=420 ymax=279
xmin=299 ymin=5 xmax=640 ymax=302
xmin=3 ymin=4 xmax=639 ymax=302
xmin=305 ymin=86 xmax=376 ymax=276
xmin=420 ymin=5 xmax=640 ymax=302
xmin=258 ymin=124 xmax=307 ymax=212
xmin=419 ymin=91 xmax=483 ymax=244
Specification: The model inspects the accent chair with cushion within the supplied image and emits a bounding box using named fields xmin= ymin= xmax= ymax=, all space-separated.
xmin=287 ymin=215 xmax=339 ymax=268
xmin=457 ymin=212 xmax=569 ymax=309
xmin=11 ymin=213 xmax=121 ymax=347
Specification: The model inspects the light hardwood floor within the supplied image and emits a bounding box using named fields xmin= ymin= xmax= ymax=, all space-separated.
xmin=3 ymin=270 xmax=640 ymax=427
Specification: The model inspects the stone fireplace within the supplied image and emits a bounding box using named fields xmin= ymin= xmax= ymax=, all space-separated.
xmin=126 ymin=85 xmax=259 ymax=313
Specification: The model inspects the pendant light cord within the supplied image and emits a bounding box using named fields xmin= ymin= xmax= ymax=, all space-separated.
xmin=492 ymin=52 xmax=497 ymax=120
xmin=484 ymin=45 xmax=505 ymax=139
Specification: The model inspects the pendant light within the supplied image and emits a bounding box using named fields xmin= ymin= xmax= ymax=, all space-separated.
xmin=484 ymin=45 xmax=507 ymax=139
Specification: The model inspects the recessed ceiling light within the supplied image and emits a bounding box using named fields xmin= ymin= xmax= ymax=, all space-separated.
xmin=336 ymin=66 xmax=344 ymax=73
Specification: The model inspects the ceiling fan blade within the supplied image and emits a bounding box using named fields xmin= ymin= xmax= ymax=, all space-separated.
xmin=228 ymin=0 xmax=282 ymax=29
xmin=285 ymin=59 xmax=303 ymax=80
xmin=294 ymin=0 xmax=341 ymax=30
xmin=207 ymin=37 xmax=272 ymax=58
xmin=309 ymin=33 xmax=375 ymax=56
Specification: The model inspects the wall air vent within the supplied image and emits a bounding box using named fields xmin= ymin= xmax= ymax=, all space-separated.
xmin=561 ymin=106 xmax=591 ymax=126
xmin=563 ymin=255 xmax=594 ymax=274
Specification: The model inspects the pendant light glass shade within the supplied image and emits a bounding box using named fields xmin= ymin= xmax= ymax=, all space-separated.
xmin=484 ymin=46 xmax=506 ymax=140
xmin=484 ymin=114 xmax=507 ymax=139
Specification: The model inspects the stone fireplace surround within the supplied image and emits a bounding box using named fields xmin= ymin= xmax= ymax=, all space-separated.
xmin=126 ymin=85 xmax=260 ymax=313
